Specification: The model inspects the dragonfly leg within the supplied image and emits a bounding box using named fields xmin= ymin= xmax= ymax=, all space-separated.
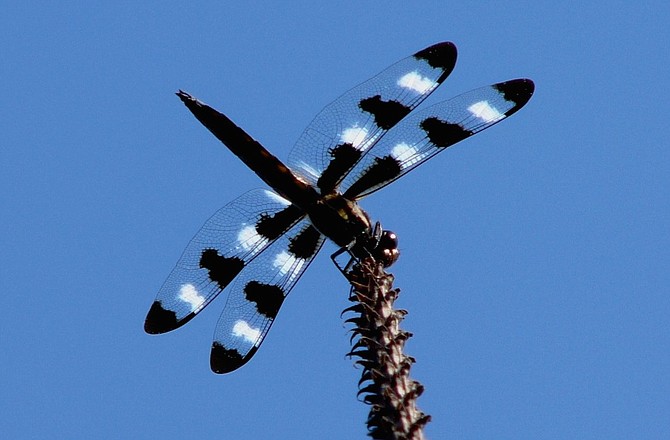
xmin=330 ymin=222 xmax=400 ymax=277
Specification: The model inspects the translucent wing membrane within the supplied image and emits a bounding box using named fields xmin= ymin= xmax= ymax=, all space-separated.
xmin=287 ymin=42 xmax=457 ymax=194
xmin=210 ymin=220 xmax=325 ymax=373
xmin=144 ymin=189 xmax=305 ymax=334
xmin=341 ymin=79 xmax=535 ymax=199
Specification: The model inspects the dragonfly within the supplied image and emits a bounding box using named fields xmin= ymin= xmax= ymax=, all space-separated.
xmin=145 ymin=42 xmax=534 ymax=374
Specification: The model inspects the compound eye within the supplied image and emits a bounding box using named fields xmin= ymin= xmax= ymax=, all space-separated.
xmin=374 ymin=230 xmax=399 ymax=267
xmin=379 ymin=231 xmax=399 ymax=249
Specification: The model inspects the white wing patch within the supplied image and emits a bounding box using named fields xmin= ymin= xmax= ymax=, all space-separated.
xmin=397 ymin=71 xmax=437 ymax=94
xmin=292 ymin=160 xmax=321 ymax=181
xmin=232 ymin=320 xmax=261 ymax=345
xmin=178 ymin=283 xmax=205 ymax=312
xmin=391 ymin=142 xmax=431 ymax=169
xmin=237 ymin=225 xmax=268 ymax=251
xmin=468 ymin=100 xmax=503 ymax=123
xmin=273 ymin=250 xmax=305 ymax=277
xmin=341 ymin=126 xmax=369 ymax=149
xmin=263 ymin=190 xmax=290 ymax=206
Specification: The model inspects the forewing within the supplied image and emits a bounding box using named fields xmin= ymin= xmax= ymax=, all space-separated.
xmin=144 ymin=189 xmax=305 ymax=334
xmin=341 ymin=79 xmax=535 ymax=199
xmin=287 ymin=42 xmax=457 ymax=194
xmin=209 ymin=220 xmax=325 ymax=373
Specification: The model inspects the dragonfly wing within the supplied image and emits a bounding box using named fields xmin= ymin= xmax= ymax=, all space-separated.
xmin=287 ymin=42 xmax=457 ymax=194
xmin=145 ymin=188 xmax=305 ymax=334
xmin=209 ymin=220 xmax=325 ymax=373
xmin=341 ymin=79 xmax=535 ymax=199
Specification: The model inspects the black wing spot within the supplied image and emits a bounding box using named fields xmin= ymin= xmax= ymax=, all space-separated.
xmin=359 ymin=95 xmax=411 ymax=130
xmin=144 ymin=301 xmax=181 ymax=334
xmin=420 ymin=117 xmax=471 ymax=148
xmin=288 ymin=226 xmax=321 ymax=259
xmin=256 ymin=205 xmax=303 ymax=241
xmin=199 ymin=249 xmax=245 ymax=290
xmin=493 ymin=79 xmax=535 ymax=112
xmin=211 ymin=342 xmax=258 ymax=374
xmin=343 ymin=155 xmax=402 ymax=199
xmin=317 ymin=143 xmax=362 ymax=193
xmin=244 ymin=281 xmax=284 ymax=318
xmin=413 ymin=42 xmax=457 ymax=81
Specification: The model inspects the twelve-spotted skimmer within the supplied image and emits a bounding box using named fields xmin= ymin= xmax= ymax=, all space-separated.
xmin=145 ymin=42 xmax=534 ymax=373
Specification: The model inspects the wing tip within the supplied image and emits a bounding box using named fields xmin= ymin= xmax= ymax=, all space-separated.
xmin=210 ymin=342 xmax=258 ymax=374
xmin=414 ymin=42 xmax=458 ymax=79
xmin=494 ymin=78 xmax=535 ymax=110
xmin=144 ymin=301 xmax=190 ymax=334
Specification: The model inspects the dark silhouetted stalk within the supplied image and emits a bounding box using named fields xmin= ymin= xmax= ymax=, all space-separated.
xmin=344 ymin=258 xmax=430 ymax=439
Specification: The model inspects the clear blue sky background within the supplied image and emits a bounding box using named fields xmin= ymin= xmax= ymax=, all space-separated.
xmin=2 ymin=2 xmax=668 ymax=439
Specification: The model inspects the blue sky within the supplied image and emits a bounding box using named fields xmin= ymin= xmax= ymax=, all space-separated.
xmin=2 ymin=2 xmax=669 ymax=438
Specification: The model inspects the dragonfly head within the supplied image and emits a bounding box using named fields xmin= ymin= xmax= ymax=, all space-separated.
xmin=373 ymin=230 xmax=400 ymax=267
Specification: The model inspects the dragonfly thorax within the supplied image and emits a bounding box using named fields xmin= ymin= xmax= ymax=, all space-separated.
xmin=307 ymin=192 xmax=372 ymax=249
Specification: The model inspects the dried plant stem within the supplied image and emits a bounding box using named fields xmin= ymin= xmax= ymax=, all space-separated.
xmin=345 ymin=258 xmax=431 ymax=440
